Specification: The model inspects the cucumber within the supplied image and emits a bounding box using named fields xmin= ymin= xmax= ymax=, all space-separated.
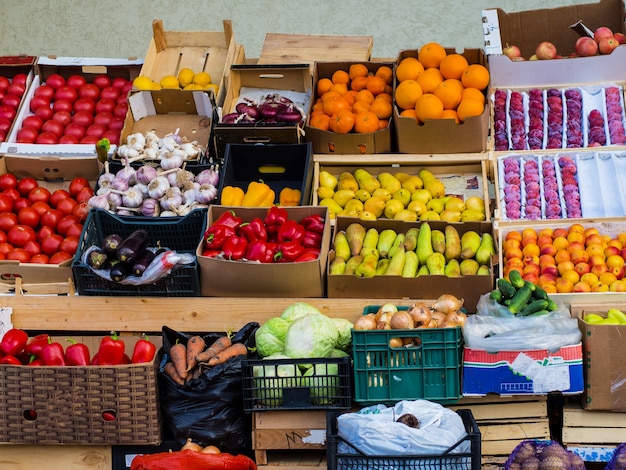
xmin=508 ymin=269 xmax=525 ymax=289
xmin=546 ymin=299 xmax=558 ymax=312
xmin=508 ymin=286 xmax=533 ymax=314
xmin=489 ymin=289 xmax=503 ymax=302
xmin=529 ymin=309 xmax=551 ymax=317
xmin=532 ymin=284 xmax=549 ymax=300
xmin=523 ymin=280 xmax=537 ymax=292
xmin=116 ymin=229 xmax=149 ymax=264
xmin=497 ymin=278 xmax=517 ymax=299
xmin=520 ymin=299 xmax=550 ymax=316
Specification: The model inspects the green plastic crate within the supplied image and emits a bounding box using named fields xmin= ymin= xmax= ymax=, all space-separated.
xmin=351 ymin=305 xmax=463 ymax=405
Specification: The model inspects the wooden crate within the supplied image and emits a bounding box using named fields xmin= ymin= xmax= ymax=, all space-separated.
xmin=252 ymin=411 xmax=327 ymax=466
xmin=563 ymin=402 xmax=626 ymax=446
xmin=259 ymin=450 xmax=326 ymax=470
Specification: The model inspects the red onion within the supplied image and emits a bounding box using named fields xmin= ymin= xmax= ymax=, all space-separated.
xmin=259 ymin=101 xmax=287 ymax=119
xmin=235 ymin=102 xmax=260 ymax=119
xmin=222 ymin=112 xmax=241 ymax=124
xmin=277 ymin=105 xmax=303 ymax=123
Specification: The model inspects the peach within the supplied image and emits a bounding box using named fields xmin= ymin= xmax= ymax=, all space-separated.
xmin=541 ymin=264 xmax=559 ymax=278
xmin=554 ymin=250 xmax=571 ymax=265
xmin=539 ymin=254 xmax=556 ymax=266
xmin=568 ymin=223 xmax=585 ymax=234
xmin=523 ymin=255 xmax=540 ymax=266
xmin=574 ymin=262 xmax=591 ymax=276
xmin=614 ymin=32 xmax=626 ymax=45
xmin=505 ymin=231 xmax=522 ymax=242
xmin=584 ymin=227 xmax=600 ymax=238
xmin=606 ymin=254 xmax=625 ymax=270
xmin=561 ymin=269 xmax=580 ymax=285
xmin=610 ymin=279 xmax=626 ymax=292
xmin=556 ymin=277 xmax=574 ymax=293
xmin=522 ymin=243 xmax=540 ymax=258
xmin=600 ymin=272 xmax=618 ymax=286
xmin=523 ymin=263 xmax=541 ymax=276
xmin=553 ymin=236 xmax=569 ymax=251
xmin=605 ymin=246 xmax=621 ymax=258
xmin=589 ymin=254 xmax=606 ymax=267
xmin=591 ymin=281 xmax=610 ymax=292
xmin=537 ymin=235 xmax=554 ymax=248
xmin=587 ymin=244 xmax=605 ymax=258
xmin=599 ymin=37 xmax=619 ymax=54
xmin=609 ymin=265 xmax=625 ymax=280
xmin=575 ymin=36 xmax=598 ymax=57
xmin=621 ymin=247 xmax=626 ymax=260
xmin=568 ymin=241 xmax=585 ymax=253
xmin=618 ymin=232 xmax=626 ymax=245
xmin=540 ymin=244 xmax=557 ymax=257
xmin=558 ymin=261 xmax=575 ymax=276
xmin=585 ymin=233 xmax=604 ymax=246
xmin=594 ymin=26 xmax=614 ymax=43
xmin=522 ymin=228 xmax=538 ymax=240
xmin=581 ymin=272 xmax=599 ymax=286
xmin=539 ymin=228 xmax=554 ymax=238
xmin=504 ymin=239 xmax=521 ymax=251
xmin=542 ymin=283 xmax=557 ymax=294
xmin=608 ymin=239 xmax=623 ymax=250
xmin=522 ymin=237 xmax=539 ymax=247
xmin=505 ymin=247 xmax=524 ymax=261
xmin=553 ymin=228 xmax=568 ymax=239
xmin=506 ymin=258 xmax=525 ymax=272
xmin=539 ymin=273 xmax=557 ymax=285
xmin=591 ymin=263 xmax=608 ymax=277
xmin=570 ymin=249 xmax=590 ymax=265
xmin=523 ymin=272 xmax=539 ymax=284
xmin=536 ymin=41 xmax=557 ymax=60
xmin=567 ymin=231 xmax=585 ymax=245
xmin=573 ymin=281 xmax=592 ymax=293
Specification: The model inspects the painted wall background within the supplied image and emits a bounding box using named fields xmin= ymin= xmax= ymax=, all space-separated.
xmin=0 ymin=0 xmax=593 ymax=60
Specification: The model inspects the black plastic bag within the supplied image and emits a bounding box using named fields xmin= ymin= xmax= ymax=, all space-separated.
xmin=157 ymin=322 xmax=259 ymax=453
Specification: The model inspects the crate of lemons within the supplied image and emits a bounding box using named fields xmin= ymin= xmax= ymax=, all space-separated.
xmin=317 ymin=168 xmax=486 ymax=222
xmin=132 ymin=67 xmax=218 ymax=95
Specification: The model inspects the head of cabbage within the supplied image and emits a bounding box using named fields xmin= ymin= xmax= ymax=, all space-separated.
xmin=252 ymin=353 xmax=301 ymax=407
xmin=255 ymin=317 xmax=290 ymax=357
xmin=332 ymin=317 xmax=354 ymax=352
xmin=284 ymin=313 xmax=339 ymax=358
xmin=280 ymin=302 xmax=322 ymax=323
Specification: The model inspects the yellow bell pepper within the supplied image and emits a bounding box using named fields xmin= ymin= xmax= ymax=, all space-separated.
xmin=241 ymin=181 xmax=275 ymax=207
xmin=220 ymin=185 xmax=245 ymax=206
xmin=279 ymin=187 xmax=302 ymax=206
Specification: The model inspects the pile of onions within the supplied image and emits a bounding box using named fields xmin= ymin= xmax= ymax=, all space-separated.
xmin=221 ymin=93 xmax=305 ymax=124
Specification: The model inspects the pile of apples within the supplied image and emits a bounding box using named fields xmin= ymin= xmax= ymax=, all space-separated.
xmin=503 ymin=26 xmax=625 ymax=61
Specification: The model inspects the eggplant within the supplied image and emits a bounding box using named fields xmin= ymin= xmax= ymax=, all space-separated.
xmin=102 ymin=234 xmax=124 ymax=255
xmin=116 ymin=229 xmax=149 ymax=263
xmin=110 ymin=260 xmax=132 ymax=283
xmin=131 ymin=247 xmax=166 ymax=276
xmin=86 ymin=248 xmax=108 ymax=269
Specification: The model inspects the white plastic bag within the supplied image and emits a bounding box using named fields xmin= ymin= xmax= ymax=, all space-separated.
xmin=337 ymin=400 xmax=469 ymax=457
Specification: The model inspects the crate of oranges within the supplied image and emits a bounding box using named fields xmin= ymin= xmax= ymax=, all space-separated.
xmin=305 ymin=61 xmax=394 ymax=155
xmin=393 ymin=43 xmax=491 ymax=155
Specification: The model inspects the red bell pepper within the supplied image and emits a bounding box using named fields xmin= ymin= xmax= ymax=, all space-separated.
xmin=277 ymin=219 xmax=306 ymax=243
xmin=201 ymin=249 xmax=221 ymax=258
xmin=130 ymin=449 xmax=258 ymax=470
xmin=24 ymin=333 xmax=50 ymax=358
xmin=294 ymin=248 xmax=320 ymax=262
xmin=41 ymin=338 xmax=66 ymax=366
xmin=264 ymin=206 xmax=288 ymax=240
xmin=0 ymin=328 xmax=28 ymax=356
xmin=0 ymin=355 xmax=22 ymax=365
xmin=97 ymin=331 xmax=126 ymax=365
xmin=28 ymin=356 xmax=43 ymax=366
xmin=301 ymin=214 xmax=325 ymax=234
xmin=301 ymin=230 xmax=322 ymax=249
xmin=275 ymin=240 xmax=305 ymax=262
xmin=204 ymin=224 xmax=237 ymax=250
xmin=65 ymin=339 xmax=91 ymax=366
xmin=245 ymin=240 xmax=277 ymax=263
xmin=131 ymin=334 xmax=156 ymax=363
xmin=212 ymin=210 xmax=242 ymax=229
xmin=238 ymin=217 xmax=268 ymax=243
xmin=222 ymin=234 xmax=248 ymax=261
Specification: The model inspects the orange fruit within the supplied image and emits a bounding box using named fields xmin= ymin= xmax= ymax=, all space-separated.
xmin=461 ymin=87 xmax=486 ymax=104
xmin=375 ymin=65 xmax=393 ymax=85
xmin=354 ymin=111 xmax=380 ymax=133
xmin=330 ymin=83 xmax=349 ymax=95
xmin=456 ymin=98 xmax=485 ymax=122
xmin=323 ymin=96 xmax=351 ymax=116
xmin=349 ymin=63 xmax=369 ymax=80
xmin=309 ymin=113 xmax=331 ymax=131
xmin=369 ymin=97 xmax=392 ymax=119
xmin=395 ymin=80 xmax=423 ymax=110
xmin=376 ymin=92 xmax=393 ymax=103
xmin=352 ymin=100 xmax=371 ymax=114
xmin=395 ymin=57 xmax=424 ymax=83
xmin=461 ymin=64 xmax=490 ymax=91
xmin=355 ymin=89 xmax=375 ymax=104
xmin=378 ymin=118 xmax=389 ymax=130
xmin=317 ymin=78 xmax=333 ymax=96
xmin=329 ymin=110 xmax=355 ymax=134
xmin=416 ymin=68 xmax=444 ymax=94
xmin=433 ymin=79 xmax=463 ymax=110
xmin=341 ymin=91 xmax=356 ymax=107
xmin=331 ymin=69 xmax=350 ymax=85
xmin=350 ymin=75 xmax=368 ymax=91
xmin=418 ymin=42 xmax=447 ymax=68
xmin=439 ymin=53 xmax=469 ymax=80
xmin=366 ymin=75 xmax=387 ymax=96
xmin=441 ymin=109 xmax=460 ymax=123
xmin=400 ymin=108 xmax=418 ymax=120
xmin=311 ymin=100 xmax=324 ymax=114
xmin=415 ymin=93 xmax=444 ymax=122
xmin=321 ymin=90 xmax=342 ymax=103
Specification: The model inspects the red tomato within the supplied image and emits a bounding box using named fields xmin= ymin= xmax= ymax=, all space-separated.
xmin=59 ymin=135 xmax=79 ymax=144
xmin=40 ymin=233 xmax=63 ymax=255
xmin=16 ymin=178 xmax=38 ymax=197
xmin=36 ymin=225 xmax=55 ymax=242
xmin=45 ymin=73 xmax=66 ymax=90
xmin=54 ymin=86 xmax=78 ymax=103
xmin=74 ymin=186 xmax=94 ymax=204
xmin=13 ymin=197 xmax=31 ymax=211
xmin=34 ymin=106 xmax=53 ymax=122
xmin=6 ymin=83 xmax=25 ymax=98
xmin=63 ymin=122 xmax=86 ymax=140
xmin=16 ymin=126 xmax=39 ymax=143
xmin=0 ymin=230 xmax=6 ymax=243
xmin=60 ymin=235 xmax=79 ymax=254
xmin=28 ymin=186 xmax=51 ymax=205
xmin=30 ymin=253 xmax=49 ymax=264
xmin=100 ymin=86 xmax=120 ymax=101
xmin=85 ymin=123 xmax=106 ymax=138
xmin=101 ymin=129 xmax=120 ymax=146
xmin=66 ymin=222 xmax=84 ymax=238
xmin=66 ymin=74 xmax=87 ymax=90
xmin=72 ymin=200 xmax=90 ymax=220
xmin=0 ymin=212 xmax=17 ymax=232
xmin=43 ymin=118 xmax=66 ymax=137
xmin=1 ymin=93 xmax=21 ymax=109
xmin=94 ymin=98 xmax=115 ymax=114
xmin=52 ymin=99 xmax=73 ymax=113
xmin=56 ymin=197 xmax=78 ymax=216
xmin=56 ymin=214 xmax=79 ymax=236
xmin=93 ymin=75 xmax=111 ymax=90
xmin=18 ymin=206 xmax=40 ymax=228
xmin=40 ymin=208 xmax=62 ymax=229
xmin=29 ymin=95 xmax=50 ymax=113
xmin=35 ymin=132 xmax=59 ymax=144
xmin=0 ymin=105 xmax=16 ymax=122
xmin=80 ymin=135 xmax=99 ymax=144
xmin=0 ymin=117 xmax=11 ymax=135
xmin=107 ymin=115 xmax=125 ymax=131
xmin=68 ymin=177 xmax=90 ymax=198
xmin=0 ymin=193 xmax=13 ymax=212
xmin=34 ymin=84 xmax=55 ymax=101
xmin=49 ymin=251 xmax=73 ymax=264
xmin=6 ymin=248 xmax=31 ymax=263
xmin=78 ymin=83 xmax=100 ymax=101
xmin=73 ymin=98 xmax=95 ymax=114
xmin=93 ymin=111 xmax=113 ymax=127
xmin=30 ymin=200 xmax=50 ymax=216
xmin=49 ymin=189 xmax=71 ymax=208
xmin=0 ymin=252 xmax=6 ymax=261
xmin=12 ymin=74 xmax=28 ymax=88
xmin=0 ymin=242 xmax=13 ymax=255
xmin=51 ymin=110 xmax=72 ymax=128
xmin=23 ymin=239 xmax=41 ymax=256
xmin=3 ymin=188 xmax=19 ymax=201
xmin=72 ymin=110 xmax=93 ymax=128
xmin=21 ymin=115 xmax=44 ymax=132
xmin=7 ymin=224 xmax=36 ymax=247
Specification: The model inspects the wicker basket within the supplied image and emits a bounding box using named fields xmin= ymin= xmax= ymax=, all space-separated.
xmin=0 ymin=358 xmax=161 ymax=445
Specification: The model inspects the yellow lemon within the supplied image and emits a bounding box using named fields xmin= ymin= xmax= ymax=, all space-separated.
xmin=183 ymin=83 xmax=203 ymax=91
xmin=133 ymin=76 xmax=154 ymax=91
xmin=193 ymin=71 xmax=212 ymax=86
xmin=177 ymin=68 xmax=195 ymax=87
xmin=159 ymin=75 xmax=180 ymax=89
xmin=151 ymin=81 xmax=162 ymax=90
xmin=204 ymin=83 xmax=219 ymax=97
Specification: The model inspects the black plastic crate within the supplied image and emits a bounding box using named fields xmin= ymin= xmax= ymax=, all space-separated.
xmin=326 ymin=409 xmax=481 ymax=470
xmin=241 ymin=356 xmax=352 ymax=412
xmin=72 ymin=208 xmax=206 ymax=296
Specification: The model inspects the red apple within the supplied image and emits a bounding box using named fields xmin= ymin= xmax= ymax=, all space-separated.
xmin=594 ymin=26 xmax=614 ymax=44
xmin=575 ymin=36 xmax=598 ymax=57
xmin=614 ymin=32 xmax=626 ymax=45
xmin=535 ymin=41 xmax=557 ymax=60
xmin=503 ymin=44 xmax=522 ymax=60
xmin=599 ymin=37 xmax=619 ymax=55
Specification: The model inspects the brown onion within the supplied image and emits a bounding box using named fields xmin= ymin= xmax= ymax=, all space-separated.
xmin=446 ymin=311 xmax=467 ymax=327
xmin=407 ymin=302 xmax=431 ymax=326
xmin=181 ymin=438 xmax=203 ymax=452
xmin=388 ymin=337 xmax=404 ymax=348
xmin=430 ymin=311 xmax=447 ymax=327
xmin=390 ymin=311 xmax=415 ymax=330
xmin=431 ymin=294 xmax=464 ymax=314
xmin=201 ymin=445 xmax=221 ymax=454
xmin=354 ymin=314 xmax=377 ymax=331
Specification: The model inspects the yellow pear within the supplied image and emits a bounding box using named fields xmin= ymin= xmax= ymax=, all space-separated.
xmin=425 ymin=179 xmax=446 ymax=198
xmin=363 ymin=197 xmax=386 ymax=218
xmin=383 ymin=199 xmax=405 ymax=219
xmin=420 ymin=211 xmax=441 ymax=220
xmin=358 ymin=210 xmax=377 ymax=221
xmin=319 ymin=198 xmax=343 ymax=216
xmin=465 ymin=196 xmax=485 ymax=212
xmin=344 ymin=199 xmax=364 ymax=213
xmin=317 ymin=186 xmax=335 ymax=201
xmin=411 ymin=188 xmax=432 ymax=205
xmin=393 ymin=171 xmax=412 ymax=182
xmin=418 ymin=169 xmax=437 ymax=184
xmin=354 ymin=189 xmax=372 ymax=203
xmin=333 ymin=189 xmax=356 ymax=208
xmin=359 ymin=176 xmax=381 ymax=194
xmin=445 ymin=197 xmax=466 ymax=213
xmin=394 ymin=209 xmax=418 ymax=221
xmin=427 ymin=197 xmax=447 ymax=214
xmin=461 ymin=209 xmax=486 ymax=222
xmin=319 ymin=170 xmax=338 ymax=190
xmin=392 ymin=188 xmax=412 ymax=207
xmin=407 ymin=199 xmax=428 ymax=217
xmin=440 ymin=209 xmax=462 ymax=222
xmin=401 ymin=175 xmax=424 ymax=192
xmin=336 ymin=209 xmax=360 ymax=218
xmin=377 ymin=172 xmax=402 ymax=193
xmin=337 ymin=172 xmax=359 ymax=192
xmin=372 ymin=188 xmax=392 ymax=202
xmin=354 ymin=168 xmax=373 ymax=183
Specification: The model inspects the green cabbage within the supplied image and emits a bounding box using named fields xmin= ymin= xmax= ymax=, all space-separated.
xmin=329 ymin=348 xmax=350 ymax=358
xmin=252 ymin=353 xmax=301 ymax=406
xmin=284 ymin=313 xmax=338 ymax=358
xmin=302 ymin=362 xmax=340 ymax=405
xmin=280 ymin=301 xmax=321 ymax=323
xmin=255 ymin=317 xmax=290 ymax=357
xmin=332 ymin=317 xmax=354 ymax=351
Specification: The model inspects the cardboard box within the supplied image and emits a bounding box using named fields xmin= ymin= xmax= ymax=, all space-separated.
xmin=483 ymin=0 xmax=626 ymax=88
xmin=327 ymin=217 xmax=495 ymax=313
xmin=213 ymin=64 xmax=312 ymax=159
xmin=305 ymin=61 xmax=393 ymax=155
xmin=139 ymin=19 xmax=241 ymax=107
xmin=0 ymin=56 xmax=143 ymax=180
xmin=0 ymin=55 xmax=36 ymax=143
xmin=197 ymin=205 xmax=330 ymax=297
xmin=577 ymin=307 xmax=626 ymax=410
xmin=219 ymin=142 xmax=314 ymax=206
xmin=462 ymin=342 xmax=584 ymax=396
xmin=393 ymin=49 xmax=490 ymax=154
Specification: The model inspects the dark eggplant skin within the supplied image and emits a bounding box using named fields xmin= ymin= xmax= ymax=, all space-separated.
xmin=102 ymin=234 xmax=124 ymax=255
xmin=110 ymin=261 xmax=132 ymax=283
xmin=132 ymin=247 xmax=167 ymax=276
xmin=116 ymin=229 xmax=149 ymax=263
xmin=87 ymin=248 xmax=108 ymax=269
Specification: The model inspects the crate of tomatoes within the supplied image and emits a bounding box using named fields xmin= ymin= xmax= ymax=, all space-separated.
xmin=0 ymin=328 xmax=161 ymax=445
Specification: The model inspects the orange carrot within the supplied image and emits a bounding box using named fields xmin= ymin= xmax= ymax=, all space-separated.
xmin=186 ymin=335 xmax=206 ymax=372
xmin=195 ymin=335 xmax=232 ymax=364
xmin=206 ymin=342 xmax=248 ymax=367
xmin=163 ymin=361 xmax=185 ymax=386
xmin=169 ymin=341 xmax=188 ymax=380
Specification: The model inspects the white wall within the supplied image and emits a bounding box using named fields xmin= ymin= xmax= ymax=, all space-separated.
xmin=0 ymin=0 xmax=593 ymax=60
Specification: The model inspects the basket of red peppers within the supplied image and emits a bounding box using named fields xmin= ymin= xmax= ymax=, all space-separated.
xmin=197 ymin=205 xmax=330 ymax=297
xmin=0 ymin=328 xmax=162 ymax=445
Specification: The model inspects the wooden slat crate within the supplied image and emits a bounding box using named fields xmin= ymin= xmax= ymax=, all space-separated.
xmin=260 ymin=450 xmax=327 ymax=470
xmin=563 ymin=402 xmax=626 ymax=446
xmin=252 ymin=411 xmax=327 ymax=468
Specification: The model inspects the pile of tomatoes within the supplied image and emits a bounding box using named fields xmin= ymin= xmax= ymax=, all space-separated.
xmin=0 ymin=173 xmax=93 ymax=264
xmin=0 ymin=73 xmax=28 ymax=143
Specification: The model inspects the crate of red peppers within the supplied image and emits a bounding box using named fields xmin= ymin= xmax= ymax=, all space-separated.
xmin=0 ymin=327 xmax=162 ymax=445
xmin=197 ymin=204 xmax=330 ymax=297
